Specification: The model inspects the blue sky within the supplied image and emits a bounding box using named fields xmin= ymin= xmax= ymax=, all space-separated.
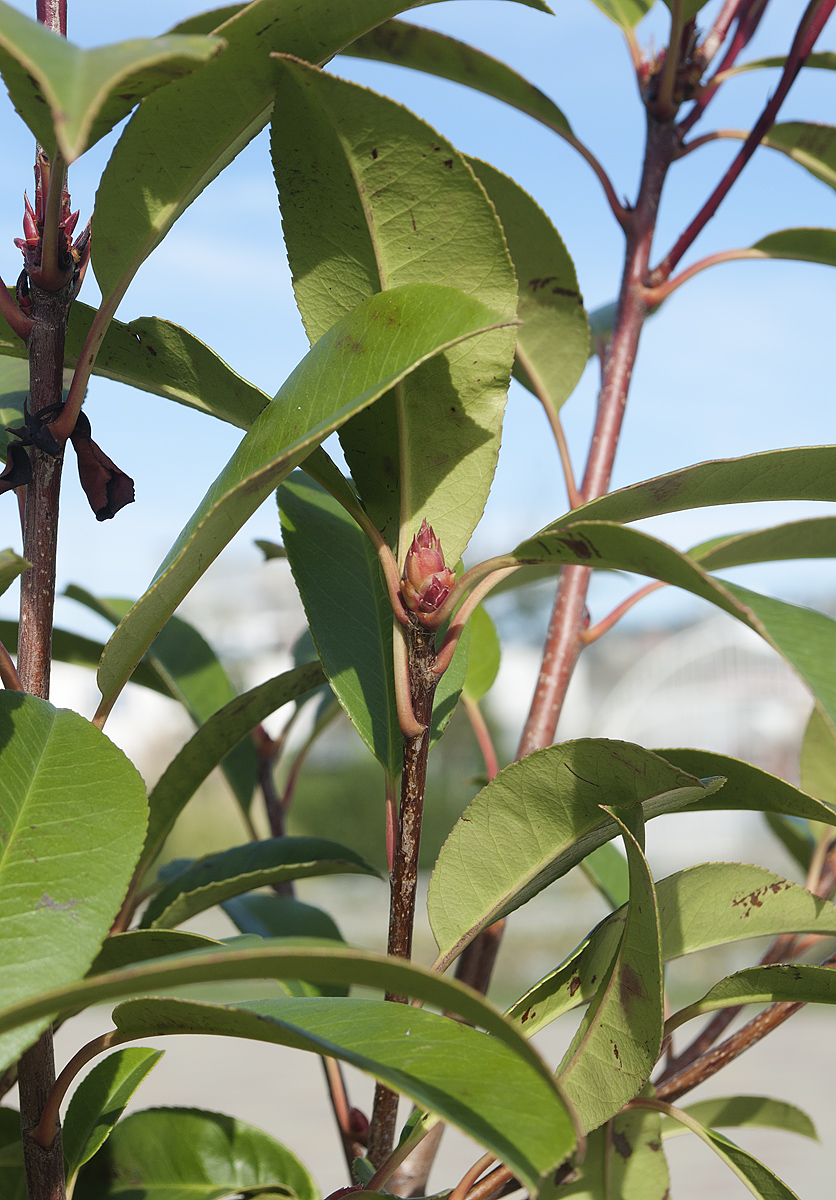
xmin=0 ymin=0 xmax=834 ymax=636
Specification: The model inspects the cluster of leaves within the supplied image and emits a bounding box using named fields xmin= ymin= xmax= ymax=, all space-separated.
xmin=0 ymin=1 xmax=836 ymax=1198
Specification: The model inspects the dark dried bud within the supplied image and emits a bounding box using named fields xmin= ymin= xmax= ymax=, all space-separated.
xmin=401 ymin=518 xmax=456 ymax=622
xmin=70 ymin=410 xmax=135 ymax=521
xmin=0 ymin=443 xmax=31 ymax=493
xmin=348 ymin=1106 xmax=370 ymax=1145
xmin=7 ymin=401 xmax=63 ymax=456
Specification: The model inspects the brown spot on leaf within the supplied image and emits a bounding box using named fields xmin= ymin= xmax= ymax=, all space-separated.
xmin=443 ymin=159 xmax=453 ymax=168
xmin=611 ymin=1129 xmax=632 ymax=1159
xmin=371 ymin=147 xmax=378 ymax=159
xmin=619 ymin=963 xmax=645 ymax=1010
xmin=558 ymin=533 xmax=600 ymax=560
xmin=569 ymin=975 xmax=581 ymax=996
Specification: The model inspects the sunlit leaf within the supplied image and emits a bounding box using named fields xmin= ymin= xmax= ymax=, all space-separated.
xmin=759 ymin=122 xmax=836 ymax=192
xmin=140 ymin=837 xmax=380 ymax=929
xmin=63 ymin=1047 xmax=164 ymax=1183
xmin=94 ymin=284 xmax=507 ymax=720
xmin=0 ymin=692 xmax=147 ymax=1070
xmin=428 ymin=739 xmax=721 ymax=971
xmin=508 ymin=860 xmax=836 ymax=1037
xmin=105 ymin=995 xmax=575 ymax=1193
xmin=463 ymin=604 xmax=501 ymax=703
xmin=751 ymin=227 xmax=836 ymax=269
xmin=0 ymin=1 xmax=222 ymax=162
xmin=222 ymin=893 xmax=343 ymax=944
xmin=690 ymin=515 xmax=836 ymax=569
xmin=661 ymin=1095 xmax=817 ymax=1142
xmin=77 ymin=1106 xmax=319 ymax=1200
xmin=726 ymin=52 xmax=836 ymax=78
xmin=272 ymin=56 xmax=517 ymax=565
xmin=666 ymin=963 xmax=836 ymax=1035
xmin=558 ymin=811 xmax=663 ymax=1132
xmin=342 ymin=19 xmax=574 ymax=137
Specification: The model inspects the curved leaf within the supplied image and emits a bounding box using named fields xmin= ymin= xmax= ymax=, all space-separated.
xmin=555 ymin=1102 xmax=670 ymax=1199
xmin=63 ymin=1047 xmax=164 ymax=1183
xmin=0 ymin=550 xmax=27 ymax=598
xmin=222 ymin=893 xmax=343 ymax=943
xmin=466 ymin=156 xmax=589 ymax=412
xmin=510 ymin=522 xmax=836 ymax=732
xmin=428 ymin=739 xmax=722 ymax=971
xmin=272 ymin=56 xmax=517 ymax=564
xmin=106 ymin=996 xmax=575 ymax=1193
xmin=0 ymin=1107 xmax=24 ymax=1199
xmin=508 ymin=861 xmax=836 ymax=1037
xmin=557 ymin=811 xmax=663 ymax=1133
xmin=92 ymin=0 xmax=542 ymax=302
xmin=657 ymin=1105 xmax=800 ymax=1200
xmin=727 ymin=52 xmax=836 ymax=77
xmin=95 ymin=283 xmax=508 ymax=720
xmin=68 ymin=586 xmax=259 ymax=816
xmin=463 ymin=604 xmax=501 ymax=703
xmin=661 ymin=1095 xmax=817 ymax=1141
xmin=666 ymin=963 xmax=836 ymax=1035
xmin=554 ymin=446 xmax=836 ymax=526
xmin=761 ymin=122 xmax=836 ymax=192
xmin=342 ymin=19 xmax=574 ymax=137
xmin=141 ymin=661 xmax=324 ymax=877
xmin=88 ymin=929 xmax=223 ymax=976
xmin=587 ymin=0 xmax=652 ymax=29
xmin=0 ymin=692 xmax=147 ymax=1069
xmin=77 ymin=1106 xmax=319 ymax=1200
xmin=139 ymin=837 xmax=380 ymax=929
xmin=657 ymin=749 xmax=836 ymax=823
xmin=0 ymin=943 xmax=558 ymax=1082
xmin=690 ymin=515 xmax=836 ymax=569
xmin=278 ymin=474 xmax=469 ymax=777
xmin=0 ymin=1 xmax=222 ymax=162
xmin=801 ymin=705 xmax=836 ymax=809
xmin=751 ymin=227 xmax=836 ymax=269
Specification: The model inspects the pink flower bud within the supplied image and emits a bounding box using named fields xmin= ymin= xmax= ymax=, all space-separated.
xmin=401 ymin=519 xmax=456 ymax=620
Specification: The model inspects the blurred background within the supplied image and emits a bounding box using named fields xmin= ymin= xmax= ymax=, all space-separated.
xmin=1 ymin=0 xmax=835 ymax=1196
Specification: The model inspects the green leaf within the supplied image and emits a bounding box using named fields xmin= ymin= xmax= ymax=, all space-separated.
xmin=726 ymin=52 xmax=836 ymax=78
xmin=106 ymin=996 xmax=575 ymax=1194
xmin=463 ymin=604 xmax=501 ymax=703
xmin=800 ymin=704 xmax=836 ymax=809
xmin=586 ymin=0 xmax=652 ymax=29
xmin=751 ymin=228 xmax=836 ymax=269
xmin=605 ymin=1103 xmax=670 ymax=1200
xmin=92 ymin=0 xmax=546 ymax=302
xmin=76 ymin=1106 xmax=319 ymax=1200
xmin=63 ymin=1047 xmax=164 ymax=1183
xmin=95 ymin=283 xmax=506 ymax=720
xmin=554 ymin=446 xmax=836 ymax=526
xmin=0 ymin=357 xmax=28 ymax=460
xmin=508 ymin=861 xmax=836 ymax=1037
xmin=342 ymin=19 xmax=574 ymax=137
xmin=579 ymin=842 xmax=629 ymax=909
xmin=661 ymin=1096 xmax=817 ymax=1142
xmin=0 ymin=692 xmax=148 ymax=1070
xmin=466 ymin=156 xmax=589 ymax=413
xmin=0 ymin=943 xmax=556 ymax=1083
xmin=271 ymin=56 xmax=517 ymax=565
xmin=67 ymin=586 xmax=259 ymax=817
xmin=141 ymin=662 xmax=324 ymax=877
xmin=428 ymin=739 xmax=722 ymax=971
xmin=667 ymin=963 xmax=836 ymax=1035
xmin=0 ymin=619 xmax=169 ymax=697
xmin=0 ymin=1 xmax=222 ymax=162
xmin=140 ymin=837 xmax=380 ymax=929
xmin=690 ymin=515 xmax=836 ymax=569
xmin=0 ymin=550 xmax=28 ymax=598
xmin=509 ymin=523 xmax=836 ymax=733
xmin=763 ymin=812 xmax=816 ymax=873
xmin=761 ymin=123 xmax=836 ymax=192
xmin=221 ymin=893 xmax=344 ymax=943
xmin=0 ymin=303 xmax=272 ymax=431
xmin=88 ymin=929 xmax=223 ymax=976
xmin=557 ymin=811 xmax=663 ymax=1132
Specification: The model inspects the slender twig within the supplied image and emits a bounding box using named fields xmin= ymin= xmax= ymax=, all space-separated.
xmin=643 ymin=248 xmax=766 ymax=305
xmin=678 ymin=128 xmax=745 ymax=156
xmin=696 ymin=0 xmax=750 ymax=70
xmin=463 ymin=694 xmax=499 ymax=781
xmin=463 ymin=1163 xmax=515 ymax=1200
xmin=0 ymin=640 xmax=22 ymax=691
xmin=322 ymin=1057 xmax=366 ymax=1175
xmin=37 ymin=0 xmax=66 ymax=35
xmin=652 ymin=0 xmax=836 ymax=284
xmin=433 ymin=568 xmax=519 ymax=677
xmin=582 ymin=580 xmax=667 ymax=644
xmin=49 ymin=284 xmax=129 ymax=442
xmin=654 ymin=0 xmax=684 ymax=120
xmin=29 ymin=1032 xmax=122 ymax=1148
xmin=0 ymin=274 xmax=34 ymax=340
xmin=680 ymin=0 xmax=769 ymax=136
xmin=450 ymin=1153 xmax=497 ymax=1200
xmin=515 ymin=345 xmax=581 ymax=510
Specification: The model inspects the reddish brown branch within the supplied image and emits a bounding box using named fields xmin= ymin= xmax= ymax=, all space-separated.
xmin=680 ymin=0 xmax=769 ymax=135
xmin=653 ymin=0 xmax=836 ymax=283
